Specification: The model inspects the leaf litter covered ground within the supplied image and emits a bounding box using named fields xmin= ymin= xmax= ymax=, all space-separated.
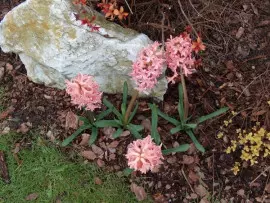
xmin=1 ymin=0 xmax=270 ymax=202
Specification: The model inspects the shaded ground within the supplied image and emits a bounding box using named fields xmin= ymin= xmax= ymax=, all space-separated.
xmin=1 ymin=0 xmax=270 ymax=202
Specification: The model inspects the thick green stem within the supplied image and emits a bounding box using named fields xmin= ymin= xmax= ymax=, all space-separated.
xmin=124 ymin=90 xmax=139 ymax=126
xmin=180 ymin=73 xmax=189 ymax=119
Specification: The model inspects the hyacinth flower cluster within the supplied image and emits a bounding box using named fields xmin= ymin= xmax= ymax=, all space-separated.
xmin=66 ymin=73 xmax=102 ymax=111
xmin=63 ymin=29 xmax=212 ymax=174
xmin=130 ymin=42 xmax=165 ymax=94
xmin=126 ymin=135 xmax=163 ymax=173
xmin=165 ymin=33 xmax=196 ymax=83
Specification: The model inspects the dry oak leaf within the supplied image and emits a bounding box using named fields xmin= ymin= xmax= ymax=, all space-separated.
xmin=108 ymin=141 xmax=119 ymax=148
xmin=188 ymin=170 xmax=199 ymax=183
xmin=265 ymin=184 xmax=270 ymax=193
xmin=0 ymin=106 xmax=15 ymax=120
xmin=195 ymin=185 xmax=208 ymax=197
xmin=182 ymin=155 xmax=195 ymax=165
xmin=91 ymin=144 xmax=104 ymax=157
xmin=130 ymin=183 xmax=147 ymax=201
xmin=65 ymin=111 xmax=78 ymax=130
xmin=25 ymin=193 xmax=39 ymax=201
xmin=96 ymin=159 xmax=105 ymax=167
xmin=81 ymin=150 xmax=97 ymax=160
xmin=79 ymin=133 xmax=90 ymax=146
xmin=17 ymin=123 xmax=30 ymax=134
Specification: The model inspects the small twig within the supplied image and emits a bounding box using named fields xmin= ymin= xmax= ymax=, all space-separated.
xmin=262 ymin=171 xmax=270 ymax=203
xmin=240 ymin=55 xmax=267 ymax=64
xmin=181 ymin=165 xmax=195 ymax=193
xmin=212 ymin=150 xmax=215 ymax=196
xmin=187 ymin=0 xmax=219 ymax=24
xmin=161 ymin=12 xmax=165 ymax=50
xmin=237 ymin=69 xmax=269 ymax=100
xmin=123 ymin=0 xmax=133 ymax=14
xmin=177 ymin=0 xmax=199 ymax=37
xmin=140 ymin=23 xmax=174 ymax=32
xmin=249 ymin=166 xmax=270 ymax=186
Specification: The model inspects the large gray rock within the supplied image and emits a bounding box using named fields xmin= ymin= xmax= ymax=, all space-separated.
xmin=0 ymin=0 xmax=167 ymax=99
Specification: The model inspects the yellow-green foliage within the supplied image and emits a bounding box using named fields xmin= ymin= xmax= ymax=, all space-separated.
xmin=226 ymin=126 xmax=270 ymax=175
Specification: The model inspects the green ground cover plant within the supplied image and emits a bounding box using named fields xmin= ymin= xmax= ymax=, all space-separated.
xmin=0 ymin=133 xmax=148 ymax=203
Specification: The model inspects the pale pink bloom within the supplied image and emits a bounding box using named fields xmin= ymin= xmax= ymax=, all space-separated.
xmin=66 ymin=74 xmax=102 ymax=111
xmin=126 ymin=135 xmax=163 ymax=173
xmin=130 ymin=42 xmax=165 ymax=94
xmin=165 ymin=33 xmax=195 ymax=83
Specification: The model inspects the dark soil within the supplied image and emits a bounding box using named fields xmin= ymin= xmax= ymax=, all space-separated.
xmin=1 ymin=0 xmax=270 ymax=202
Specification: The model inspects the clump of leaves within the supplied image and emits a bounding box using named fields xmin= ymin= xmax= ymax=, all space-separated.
xmin=97 ymin=0 xmax=128 ymax=21
xmin=226 ymin=126 xmax=270 ymax=175
xmin=62 ymin=106 xmax=118 ymax=146
xmin=103 ymin=82 xmax=143 ymax=139
xmin=152 ymin=84 xmax=229 ymax=153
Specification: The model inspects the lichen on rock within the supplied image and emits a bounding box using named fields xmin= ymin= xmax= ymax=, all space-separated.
xmin=0 ymin=0 xmax=167 ymax=100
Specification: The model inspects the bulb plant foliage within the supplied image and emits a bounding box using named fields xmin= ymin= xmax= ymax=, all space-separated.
xmin=102 ymin=82 xmax=143 ymax=139
xmin=62 ymin=74 xmax=122 ymax=146
xmin=62 ymin=3 xmax=230 ymax=173
xmin=151 ymin=84 xmax=228 ymax=153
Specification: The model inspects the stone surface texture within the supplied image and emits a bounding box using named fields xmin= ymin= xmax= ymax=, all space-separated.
xmin=0 ymin=0 xmax=167 ymax=99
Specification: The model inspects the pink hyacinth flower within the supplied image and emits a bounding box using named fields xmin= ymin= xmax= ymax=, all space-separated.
xmin=165 ymin=33 xmax=195 ymax=83
xmin=130 ymin=42 xmax=165 ymax=94
xmin=65 ymin=73 xmax=102 ymax=111
xmin=126 ymin=135 xmax=163 ymax=173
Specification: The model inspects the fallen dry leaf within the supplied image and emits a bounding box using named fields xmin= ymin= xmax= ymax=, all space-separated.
xmin=79 ymin=133 xmax=90 ymax=146
xmin=5 ymin=63 xmax=13 ymax=71
xmin=195 ymin=185 xmax=208 ymax=197
xmin=187 ymin=143 xmax=196 ymax=155
xmin=265 ymin=184 xmax=270 ymax=193
xmin=0 ymin=67 xmax=4 ymax=81
xmin=108 ymin=141 xmax=119 ymax=148
xmin=25 ymin=193 xmax=39 ymax=201
xmin=141 ymin=118 xmax=151 ymax=131
xmin=120 ymin=130 xmax=130 ymax=137
xmin=200 ymin=198 xmax=210 ymax=203
xmin=153 ymin=193 xmax=167 ymax=203
xmin=237 ymin=189 xmax=245 ymax=197
xmin=81 ymin=150 xmax=97 ymax=160
xmin=0 ymin=106 xmax=15 ymax=120
xmin=188 ymin=170 xmax=199 ymax=183
xmin=46 ymin=131 xmax=55 ymax=142
xmin=65 ymin=111 xmax=78 ymax=130
xmin=182 ymin=155 xmax=195 ymax=165
xmin=96 ymin=159 xmax=105 ymax=167
xmin=94 ymin=177 xmax=102 ymax=185
xmin=102 ymin=127 xmax=116 ymax=138
xmin=130 ymin=183 xmax=147 ymax=201
xmin=17 ymin=123 xmax=30 ymax=134
xmin=235 ymin=27 xmax=245 ymax=39
xmin=109 ymin=153 xmax=116 ymax=160
xmin=91 ymin=145 xmax=104 ymax=157
xmin=225 ymin=60 xmax=235 ymax=71
xmin=252 ymin=110 xmax=267 ymax=117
